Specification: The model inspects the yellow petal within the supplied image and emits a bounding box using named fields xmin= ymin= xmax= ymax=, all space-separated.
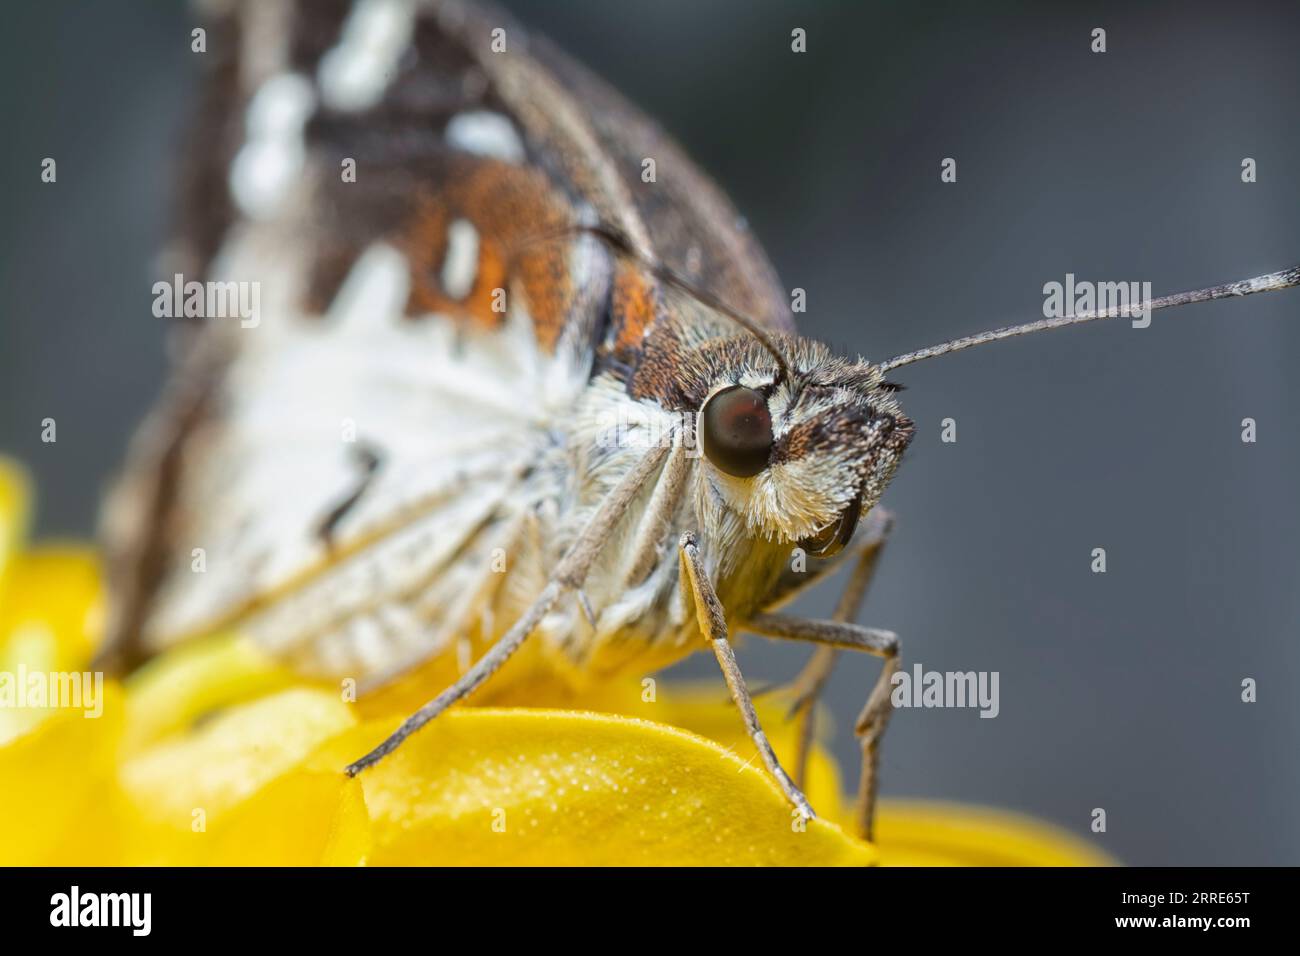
xmin=121 ymin=687 xmax=357 ymax=850
xmin=316 ymin=708 xmax=875 ymax=866
xmin=204 ymin=772 xmax=371 ymax=866
xmin=874 ymin=800 xmax=1115 ymax=866
xmin=0 ymin=683 xmax=129 ymax=865
xmin=124 ymin=631 xmax=300 ymax=753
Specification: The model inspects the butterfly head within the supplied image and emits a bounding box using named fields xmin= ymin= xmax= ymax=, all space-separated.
xmin=688 ymin=336 xmax=913 ymax=557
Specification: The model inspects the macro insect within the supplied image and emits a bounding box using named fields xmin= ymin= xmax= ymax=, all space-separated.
xmin=96 ymin=0 xmax=1299 ymax=840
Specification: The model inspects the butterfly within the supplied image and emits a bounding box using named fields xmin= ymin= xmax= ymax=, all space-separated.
xmin=96 ymin=0 xmax=1299 ymax=838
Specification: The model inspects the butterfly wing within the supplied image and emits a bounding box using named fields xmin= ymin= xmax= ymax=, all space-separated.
xmin=100 ymin=0 xmax=790 ymax=679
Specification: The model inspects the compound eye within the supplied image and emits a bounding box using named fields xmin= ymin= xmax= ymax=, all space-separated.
xmin=700 ymin=385 xmax=774 ymax=478
xmin=800 ymin=494 xmax=862 ymax=559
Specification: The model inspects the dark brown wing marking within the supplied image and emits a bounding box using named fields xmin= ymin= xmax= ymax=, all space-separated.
xmin=526 ymin=32 xmax=794 ymax=339
xmin=96 ymin=335 xmax=230 ymax=672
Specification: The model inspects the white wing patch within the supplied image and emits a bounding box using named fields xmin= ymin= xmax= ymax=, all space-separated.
xmin=317 ymin=0 xmax=417 ymax=112
xmin=228 ymin=73 xmax=316 ymax=220
xmin=139 ymin=233 xmax=583 ymax=680
xmin=444 ymin=111 xmax=527 ymax=163
xmin=439 ymin=219 xmax=479 ymax=301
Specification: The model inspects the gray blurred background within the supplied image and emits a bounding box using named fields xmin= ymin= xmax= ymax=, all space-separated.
xmin=2 ymin=0 xmax=1296 ymax=865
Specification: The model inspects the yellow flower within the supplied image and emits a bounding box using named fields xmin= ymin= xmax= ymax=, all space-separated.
xmin=0 ymin=456 xmax=1111 ymax=866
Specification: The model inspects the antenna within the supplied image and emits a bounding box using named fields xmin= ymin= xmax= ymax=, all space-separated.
xmin=879 ymin=265 xmax=1300 ymax=372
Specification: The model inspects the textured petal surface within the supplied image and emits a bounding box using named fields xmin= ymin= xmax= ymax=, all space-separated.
xmin=315 ymin=709 xmax=875 ymax=866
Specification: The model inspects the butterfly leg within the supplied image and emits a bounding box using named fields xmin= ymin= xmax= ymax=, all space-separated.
xmin=345 ymin=441 xmax=671 ymax=776
xmin=679 ymin=532 xmax=815 ymax=820
xmin=743 ymin=611 xmax=900 ymax=842
xmin=781 ymin=509 xmax=893 ymax=789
